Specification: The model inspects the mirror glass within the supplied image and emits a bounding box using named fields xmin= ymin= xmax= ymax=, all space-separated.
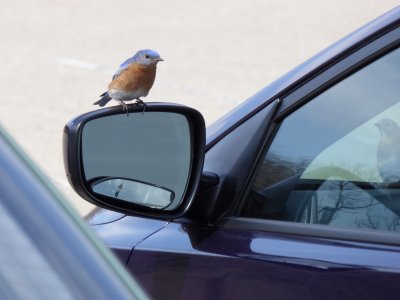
xmin=91 ymin=177 xmax=175 ymax=209
xmin=81 ymin=112 xmax=191 ymax=210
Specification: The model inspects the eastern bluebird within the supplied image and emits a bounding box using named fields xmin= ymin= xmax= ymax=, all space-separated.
xmin=375 ymin=118 xmax=400 ymax=184
xmin=93 ymin=49 xmax=163 ymax=113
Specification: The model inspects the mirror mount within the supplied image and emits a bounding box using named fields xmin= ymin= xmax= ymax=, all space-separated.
xmin=63 ymin=103 xmax=206 ymax=220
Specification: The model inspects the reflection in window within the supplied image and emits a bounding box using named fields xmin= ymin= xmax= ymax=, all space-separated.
xmin=297 ymin=180 xmax=400 ymax=231
xmin=241 ymin=48 xmax=400 ymax=232
xmin=0 ymin=203 xmax=73 ymax=300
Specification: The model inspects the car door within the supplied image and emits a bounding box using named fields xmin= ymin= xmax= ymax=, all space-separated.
xmin=129 ymin=25 xmax=400 ymax=299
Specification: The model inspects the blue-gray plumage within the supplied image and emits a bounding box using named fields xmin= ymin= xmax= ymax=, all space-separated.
xmin=94 ymin=49 xmax=163 ymax=112
xmin=375 ymin=118 xmax=400 ymax=184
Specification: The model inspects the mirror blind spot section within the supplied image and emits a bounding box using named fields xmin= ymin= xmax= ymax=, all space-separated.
xmin=82 ymin=112 xmax=191 ymax=210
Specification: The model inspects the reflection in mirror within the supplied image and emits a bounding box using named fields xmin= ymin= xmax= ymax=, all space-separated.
xmin=81 ymin=112 xmax=191 ymax=210
xmin=91 ymin=177 xmax=175 ymax=209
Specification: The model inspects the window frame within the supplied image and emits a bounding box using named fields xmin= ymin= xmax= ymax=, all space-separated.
xmin=226 ymin=26 xmax=400 ymax=246
xmin=277 ymin=26 xmax=400 ymax=121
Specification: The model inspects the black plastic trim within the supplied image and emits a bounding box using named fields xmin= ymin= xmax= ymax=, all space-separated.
xmin=186 ymin=99 xmax=282 ymax=224
xmin=223 ymin=217 xmax=400 ymax=246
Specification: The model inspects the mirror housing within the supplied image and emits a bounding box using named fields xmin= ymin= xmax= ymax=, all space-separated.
xmin=63 ymin=103 xmax=205 ymax=219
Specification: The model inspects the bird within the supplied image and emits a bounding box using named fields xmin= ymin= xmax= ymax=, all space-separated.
xmin=93 ymin=49 xmax=163 ymax=114
xmin=375 ymin=118 xmax=400 ymax=184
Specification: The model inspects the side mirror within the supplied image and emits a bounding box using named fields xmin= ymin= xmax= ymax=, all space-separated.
xmin=63 ymin=103 xmax=205 ymax=219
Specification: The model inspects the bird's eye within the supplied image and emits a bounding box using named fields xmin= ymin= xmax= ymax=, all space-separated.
xmin=145 ymin=54 xmax=150 ymax=59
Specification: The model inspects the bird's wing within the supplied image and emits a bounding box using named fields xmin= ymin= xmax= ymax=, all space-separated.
xmin=112 ymin=57 xmax=137 ymax=79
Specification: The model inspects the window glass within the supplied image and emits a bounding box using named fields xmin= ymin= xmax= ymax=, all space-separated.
xmin=240 ymin=48 xmax=400 ymax=232
xmin=0 ymin=202 xmax=74 ymax=300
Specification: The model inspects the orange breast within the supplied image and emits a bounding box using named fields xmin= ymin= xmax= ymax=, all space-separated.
xmin=108 ymin=63 xmax=157 ymax=93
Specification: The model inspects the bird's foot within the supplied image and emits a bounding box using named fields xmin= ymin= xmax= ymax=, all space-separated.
xmin=135 ymin=98 xmax=147 ymax=115
xmin=119 ymin=101 xmax=129 ymax=117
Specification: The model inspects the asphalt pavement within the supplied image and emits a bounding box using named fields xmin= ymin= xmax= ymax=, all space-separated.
xmin=0 ymin=0 xmax=398 ymax=215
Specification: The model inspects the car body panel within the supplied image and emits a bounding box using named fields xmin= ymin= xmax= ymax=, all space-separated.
xmin=90 ymin=214 xmax=168 ymax=264
xmin=129 ymin=222 xmax=400 ymax=300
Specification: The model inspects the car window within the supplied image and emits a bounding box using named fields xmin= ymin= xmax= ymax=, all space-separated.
xmin=0 ymin=201 xmax=75 ymax=300
xmin=239 ymin=47 xmax=400 ymax=232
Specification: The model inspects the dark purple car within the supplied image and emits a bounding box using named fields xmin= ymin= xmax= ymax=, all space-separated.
xmin=64 ymin=7 xmax=400 ymax=300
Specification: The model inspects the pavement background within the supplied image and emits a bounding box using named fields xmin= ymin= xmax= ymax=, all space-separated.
xmin=0 ymin=1 xmax=398 ymax=215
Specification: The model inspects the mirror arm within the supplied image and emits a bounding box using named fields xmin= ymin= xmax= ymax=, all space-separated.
xmin=198 ymin=172 xmax=219 ymax=192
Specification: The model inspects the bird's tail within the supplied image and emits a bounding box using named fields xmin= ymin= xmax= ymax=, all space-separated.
xmin=93 ymin=92 xmax=112 ymax=107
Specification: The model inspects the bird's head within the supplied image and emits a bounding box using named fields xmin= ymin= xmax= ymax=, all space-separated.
xmin=375 ymin=118 xmax=400 ymax=136
xmin=133 ymin=49 xmax=163 ymax=66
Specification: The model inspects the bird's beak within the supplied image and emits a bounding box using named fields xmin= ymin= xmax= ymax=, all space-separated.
xmin=156 ymin=57 xmax=164 ymax=62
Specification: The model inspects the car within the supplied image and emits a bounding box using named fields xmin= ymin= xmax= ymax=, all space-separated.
xmin=0 ymin=127 xmax=148 ymax=299
xmin=63 ymin=6 xmax=400 ymax=300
